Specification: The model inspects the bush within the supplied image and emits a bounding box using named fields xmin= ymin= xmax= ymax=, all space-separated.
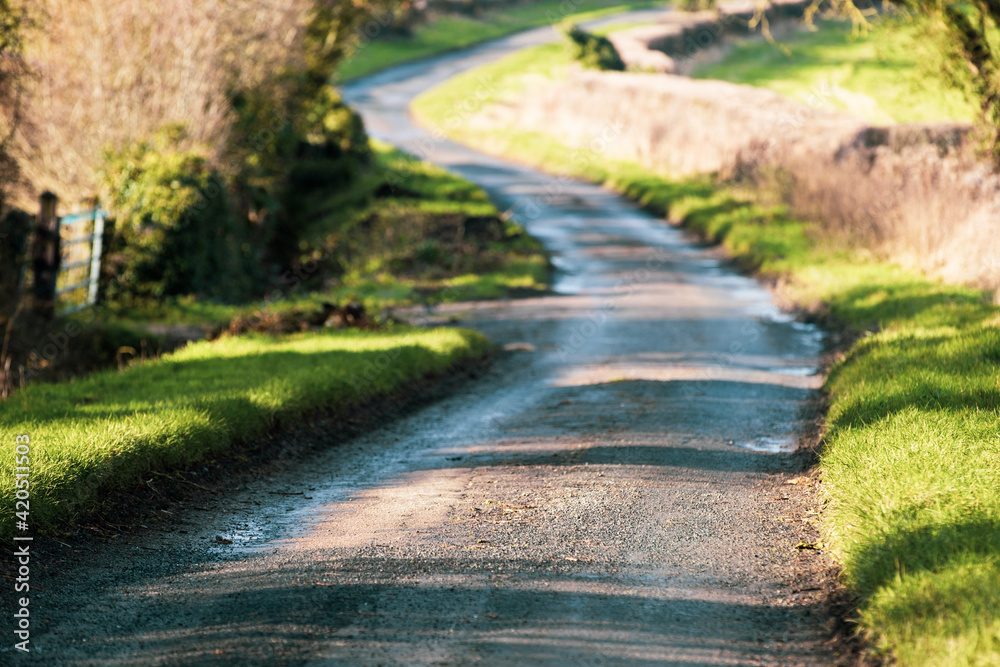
xmin=101 ymin=128 xmax=258 ymax=302
xmin=99 ymin=86 xmax=374 ymax=305
xmin=564 ymin=25 xmax=625 ymax=71
xmin=282 ymin=84 xmax=372 ymax=216
xmin=229 ymin=83 xmax=373 ymax=272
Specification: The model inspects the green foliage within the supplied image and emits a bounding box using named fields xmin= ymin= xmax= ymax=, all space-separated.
xmin=103 ymin=141 xmax=548 ymax=330
xmin=564 ymin=24 xmax=626 ymax=71
xmin=100 ymin=83 xmax=374 ymax=307
xmin=828 ymin=0 xmax=1000 ymax=161
xmin=304 ymin=142 xmax=548 ymax=303
xmin=282 ymin=85 xmax=371 ymax=268
xmin=228 ymin=82 xmax=372 ymax=272
xmin=100 ymin=128 xmax=257 ymax=302
xmin=303 ymin=0 xmax=414 ymax=98
xmin=285 ymin=84 xmax=371 ymax=199
xmin=0 ymin=326 xmax=489 ymax=536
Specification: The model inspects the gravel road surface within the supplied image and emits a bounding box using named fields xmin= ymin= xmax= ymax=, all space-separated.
xmin=14 ymin=14 xmax=845 ymax=666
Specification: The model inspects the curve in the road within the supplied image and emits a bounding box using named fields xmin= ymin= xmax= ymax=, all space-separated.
xmin=27 ymin=14 xmax=838 ymax=667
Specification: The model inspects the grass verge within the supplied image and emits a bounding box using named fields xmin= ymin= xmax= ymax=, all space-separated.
xmin=336 ymin=0 xmax=668 ymax=82
xmin=692 ymin=14 xmax=976 ymax=124
xmin=0 ymin=327 xmax=490 ymax=539
xmin=105 ymin=140 xmax=548 ymax=332
xmin=413 ymin=37 xmax=1000 ymax=665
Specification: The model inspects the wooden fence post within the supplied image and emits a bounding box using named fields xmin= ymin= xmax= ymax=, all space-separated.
xmin=31 ymin=191 xmax=59 ymax=320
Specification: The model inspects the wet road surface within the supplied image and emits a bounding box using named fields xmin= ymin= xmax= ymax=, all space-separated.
xmin=20 ymin=14 xmax=840 ymax=667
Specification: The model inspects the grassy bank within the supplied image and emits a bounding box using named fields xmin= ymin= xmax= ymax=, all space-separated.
xmin=413 ymin=33 xmax=1000 ymax=665
xmin=692 ymin=15 xmax=976 ymax=124
xmin=0 ymin=327 xmax=489 ymax=538
xmin=336 ymin=0 xmax=668 ymax=82
xmin=672 ymin=184 xmax=1000 ymax=667
xmin=107 ymin=141 xmax=548 ymax=332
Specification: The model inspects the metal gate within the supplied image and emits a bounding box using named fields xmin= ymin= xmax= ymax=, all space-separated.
xmin=55 ymin=207 xmax=106 ymax=315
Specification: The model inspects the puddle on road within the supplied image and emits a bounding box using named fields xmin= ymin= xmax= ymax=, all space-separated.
xmin=731 ymin=436 xmax=798 ymax=453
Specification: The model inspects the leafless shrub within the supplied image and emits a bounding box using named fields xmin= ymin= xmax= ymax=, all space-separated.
xmin=9 ymin=0 xmax=316 ymax=206
xmin=764 ymin=129 xmax=1000 ymax=289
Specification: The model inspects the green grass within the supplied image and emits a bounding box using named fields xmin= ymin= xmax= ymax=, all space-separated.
xmin=0 ymin=327 xmax=490 ymax=538
xmin=107 ymin=141 xmax=548 ymax=332
xmin=692 ymin=16 xmax=977 ymax=124
xmin=414 ymin=36 xmax=1000 ymax=665
xmin=336 ymin=0 xmax=669 ymax=82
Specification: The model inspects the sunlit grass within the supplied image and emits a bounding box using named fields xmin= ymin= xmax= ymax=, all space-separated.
xmin=0 ymin=327 xmax=490 ymax=537
xmin=692 ymin=16 xmax=977 ymax=124
xmin=3 ymin=137 xmax=537 ymax=538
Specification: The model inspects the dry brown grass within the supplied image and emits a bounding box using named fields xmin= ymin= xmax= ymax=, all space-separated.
xmin=492 ymin=68 xmax=1000 ymax=291
xmin=760 ymin=125 xmax=1000 ymax=289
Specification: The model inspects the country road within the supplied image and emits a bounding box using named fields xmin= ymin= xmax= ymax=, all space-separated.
xmin=19 ymin=14 xmax=843 ymax=667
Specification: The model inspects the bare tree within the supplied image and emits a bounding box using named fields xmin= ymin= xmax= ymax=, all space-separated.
xmin=9 ymin=0 xmax=407 ymax=205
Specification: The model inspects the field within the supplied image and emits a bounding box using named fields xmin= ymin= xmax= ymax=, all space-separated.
xmin=693 ymin=15 xmax=977 ymax=123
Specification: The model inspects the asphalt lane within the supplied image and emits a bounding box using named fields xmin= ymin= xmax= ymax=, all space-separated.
xmin=20 ymin=13 xmax=838 ymax=666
